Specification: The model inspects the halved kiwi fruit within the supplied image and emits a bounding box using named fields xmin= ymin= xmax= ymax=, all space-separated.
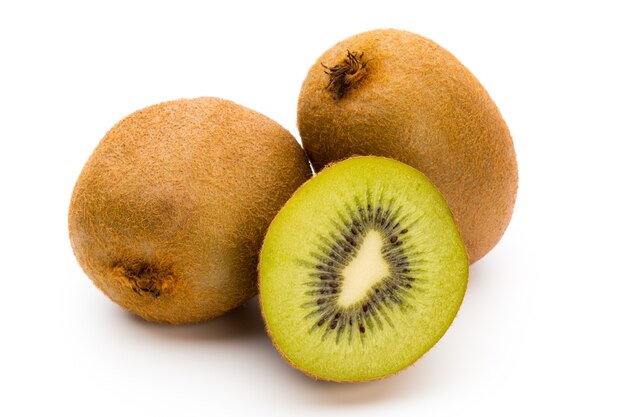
xmin=297 ymin=29 xmax=518 ymax=264
xmin=259 ymin=156 xmax=468 ymax=382
xmin=69 ymin=97 xmax=312 ymax=324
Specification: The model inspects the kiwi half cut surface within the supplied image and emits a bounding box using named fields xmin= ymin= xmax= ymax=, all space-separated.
xmin=259 ymin=156 xmax=468 ymax=382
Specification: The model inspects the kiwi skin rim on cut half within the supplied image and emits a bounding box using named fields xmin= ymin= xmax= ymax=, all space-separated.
xmin=258 ymin=156 xmax=468 ymax=382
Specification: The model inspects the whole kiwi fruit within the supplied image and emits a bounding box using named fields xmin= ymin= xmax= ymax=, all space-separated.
xmin=297 ymin=29 xmax=518 ymax=263
xmin=69 ymin=97 xmax=312 ymax=324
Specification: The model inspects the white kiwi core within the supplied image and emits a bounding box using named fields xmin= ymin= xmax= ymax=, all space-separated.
xmin=337 ymin=230 xmax=390 ymax=307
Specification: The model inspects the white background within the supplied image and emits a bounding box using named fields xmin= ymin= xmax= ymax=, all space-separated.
xmin=1 ymin=1 xmax=624 ymax=415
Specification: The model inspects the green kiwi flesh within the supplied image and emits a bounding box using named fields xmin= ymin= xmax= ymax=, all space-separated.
xmin=259 ymin=156 xmax=468 ymax=381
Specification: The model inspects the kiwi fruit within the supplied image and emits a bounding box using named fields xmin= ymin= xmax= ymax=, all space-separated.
xmin=259 ymin=156 xmax=468 ymax=382
xmin=69 ymin=97 xmax=312 ymax=324
xmin=297 ymin=29 xmax=518 ymax=264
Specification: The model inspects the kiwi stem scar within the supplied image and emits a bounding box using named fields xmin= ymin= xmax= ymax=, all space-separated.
xmin=322 ymin=50 xmax=368 ymax=100
xmin=113 ymin=261 xmax=175 ymax=298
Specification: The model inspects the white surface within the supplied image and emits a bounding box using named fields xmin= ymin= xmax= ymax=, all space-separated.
xmin=1 ymin=1 xmax=624 ymax=415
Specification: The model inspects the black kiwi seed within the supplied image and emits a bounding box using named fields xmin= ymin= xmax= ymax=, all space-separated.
xmin=303 ymin=195 xmax=425 ymax=344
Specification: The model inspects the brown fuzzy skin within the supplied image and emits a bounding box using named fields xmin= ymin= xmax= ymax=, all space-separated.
xmin=297 ymin=29 xmax=518 ymax=264
xmin=69 ymin=97 xmax=312 ymax=324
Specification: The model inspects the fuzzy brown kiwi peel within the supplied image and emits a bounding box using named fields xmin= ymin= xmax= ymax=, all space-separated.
xmin=298 ymin=29 xmax=518 ymax=264
xmin=69 ymin=97 xmax=312 ymax=324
